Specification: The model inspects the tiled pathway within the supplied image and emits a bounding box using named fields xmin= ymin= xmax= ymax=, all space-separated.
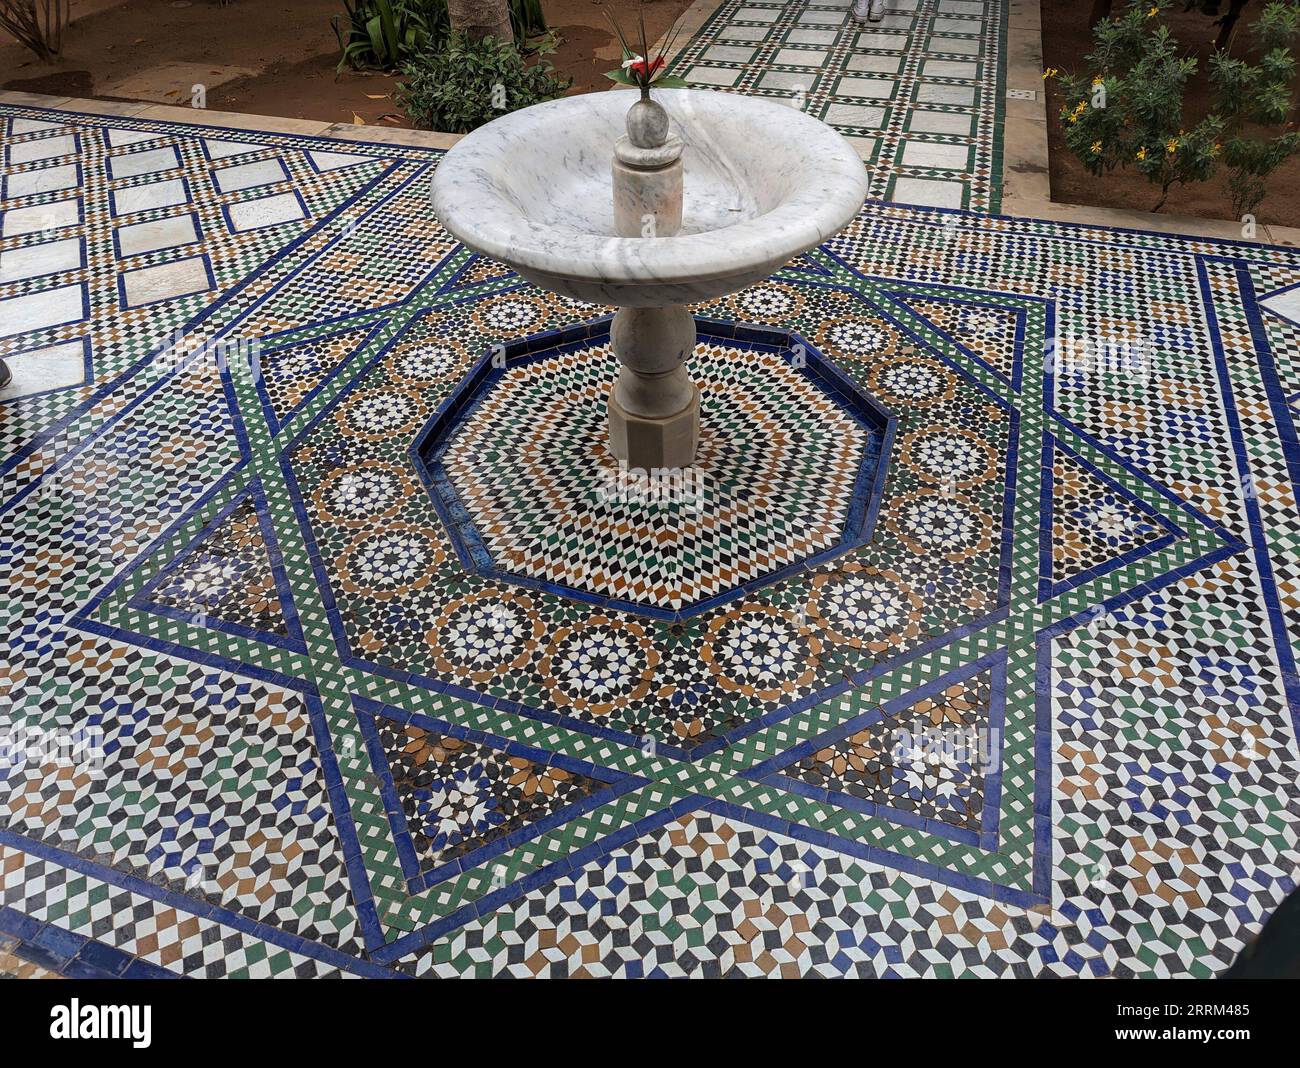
xmin=672 ymin=0 xmax=1005 ymax=211
xmin=2 ymin=6 xmax=1300 ymax=977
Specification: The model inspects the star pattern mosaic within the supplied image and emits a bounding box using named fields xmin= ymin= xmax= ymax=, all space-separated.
xmin=378 ymin=727 xmax=606 ymax=866
xmin=777 ymin=662 xmax=996 ymax=836
xmin=290 ymin=286 xmax=1008 ymax=754
xmin=2 ymin=81 xmax=1300 ymax=981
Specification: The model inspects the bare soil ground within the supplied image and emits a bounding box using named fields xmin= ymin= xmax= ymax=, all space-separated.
xmin=2 ymin=0 xmax=693 ymax=128
xmin=1041 ymin=0 xmax=1300 ymax=228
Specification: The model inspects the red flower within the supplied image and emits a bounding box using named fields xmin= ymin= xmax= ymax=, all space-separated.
xmin=629 ymin=55 xmax=665 ymax=81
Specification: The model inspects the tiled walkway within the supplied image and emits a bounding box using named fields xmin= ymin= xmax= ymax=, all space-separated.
xmin=2 ymin=2 xmax=1300 ymax=978
xmin=672 ymin=0 xmax=1005 ymax=210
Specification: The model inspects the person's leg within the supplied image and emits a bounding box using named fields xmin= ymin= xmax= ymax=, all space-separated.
xmin=851 ymin=0 xmax=870 ymax=24
xmin=868 ymin=0 xmax=885 ymax=20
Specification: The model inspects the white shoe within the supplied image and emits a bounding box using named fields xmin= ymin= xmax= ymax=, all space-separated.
xmin=851 ymin=0 xmax=870 ymax=24
xmin=868 ymin=0 xmax=886 ymax=21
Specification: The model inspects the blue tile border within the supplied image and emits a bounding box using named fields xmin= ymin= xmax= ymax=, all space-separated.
xmin=0 ymin=906 xmax=176 ymax=979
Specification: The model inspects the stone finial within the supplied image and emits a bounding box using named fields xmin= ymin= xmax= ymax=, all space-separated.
xmin=625 ymin=96 xmax=670 ymax=149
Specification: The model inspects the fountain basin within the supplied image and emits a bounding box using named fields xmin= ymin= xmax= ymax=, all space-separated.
xmin=430 ymin=89 xmax=869 ymax=307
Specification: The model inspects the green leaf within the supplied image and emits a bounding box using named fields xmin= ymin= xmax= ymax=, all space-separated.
xmin=365 ymin=15 xmax=385 ymax=62
xmin=605 ymin=69 xmax=637 ymax=85
xmin=653 ymin=75 xmax=689 ymax=88
xmin=377 ymin=0 xmax=399 ymax=58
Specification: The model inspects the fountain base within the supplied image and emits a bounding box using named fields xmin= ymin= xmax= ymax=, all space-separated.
xmin=608 ymin=382 xmax=700 ymax=471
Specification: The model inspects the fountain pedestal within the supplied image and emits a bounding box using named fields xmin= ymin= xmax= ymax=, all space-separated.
xmin=609 ymin=96 xmax=698 ymax=470
xmin=607 ymin=305 xmax=699 ymax=469
xmin=429 ymin=87 xmax=870 ymax=475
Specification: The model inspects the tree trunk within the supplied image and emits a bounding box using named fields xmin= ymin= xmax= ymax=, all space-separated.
xmin=1215 ymin=0 xmax=1251 ymax=53
xmin=1088 ymin=0 xmax=1112 ymax=28
xmin=447 ymin=0 xmax=514 ymax=46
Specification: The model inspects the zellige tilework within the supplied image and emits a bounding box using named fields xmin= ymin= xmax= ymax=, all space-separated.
xmin=670 ymin=0 xmax=1005 ymax=211
xmin=1 ymin=91 xmax=1298 ymax=979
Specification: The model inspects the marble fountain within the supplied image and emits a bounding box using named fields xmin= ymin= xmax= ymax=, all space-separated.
xmin=430 ymin=88 xmax=869 ymax=470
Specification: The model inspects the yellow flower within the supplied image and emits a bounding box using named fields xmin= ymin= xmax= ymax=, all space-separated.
xmin=1090 ymin=140 xmax=1103 ymax=154
xmin=1136 ymin=146 xmax=1147 ymax=161
xmin=1091 ymin=76 xmax=1104 ymax=88
xmin=1166 ymin=136 xmax=1179 ymax=154
xmin=1211 ymin=142 xmax=1222 ymax=156
xmin=1043 ymin=67 xmax=1059 ymax=79
xmin=1146 ymin=5 xmax=1159 ymax=17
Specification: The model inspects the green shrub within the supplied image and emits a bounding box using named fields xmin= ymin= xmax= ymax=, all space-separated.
xmin=396 ymin=32 xmax=570 ymax=134
xmin=334 ymin=0 xmax=550 ymax=72
xmin=0 ymin=0 xmax=69 ymax=62
xmin=1209 ymin=0 xmax=1300 ymax=218
xmin=1055 ymin=0 xmax=1300 ymax=216
xmin=333 ymin=0 xmax=443 ymax=72
xmin=1056 ymin=1 xmax=1223 ymax=211
xmin=509 ymin=0 xmax=548 ymax=40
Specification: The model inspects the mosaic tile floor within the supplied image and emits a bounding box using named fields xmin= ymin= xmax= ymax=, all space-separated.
xmin=2 ymin=83 xmax=1300 ymax=978
xmin=671 ymin=0 xmax=1005 ymax=211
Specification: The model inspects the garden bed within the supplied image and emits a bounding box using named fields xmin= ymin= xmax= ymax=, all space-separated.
xmin=1 ymin=0 xmax=693 ymax=128
xmin=1041 ymin=0 xmax=1300 ymax=228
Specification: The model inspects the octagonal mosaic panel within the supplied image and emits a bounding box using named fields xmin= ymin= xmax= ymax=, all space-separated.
xmin=413 ymin=317 xmax=894 ymax=618
xmin=286 ymin=289 xmax=1017 ymax=757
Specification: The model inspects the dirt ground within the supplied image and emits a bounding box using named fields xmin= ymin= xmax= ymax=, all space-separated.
xmin=1042 ymin=0 xmax=1300 ymax=228
xmin=1 ymin=0 xmax=693 ymax=128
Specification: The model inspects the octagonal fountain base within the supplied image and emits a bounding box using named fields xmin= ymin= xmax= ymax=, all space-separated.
xmin=412 ymin=317 xmax=896 ymax=619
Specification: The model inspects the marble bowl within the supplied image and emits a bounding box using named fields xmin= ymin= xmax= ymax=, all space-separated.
xmin=430 ymin=89 xmax=869 ymax=307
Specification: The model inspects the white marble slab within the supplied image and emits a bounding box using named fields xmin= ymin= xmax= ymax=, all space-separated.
xmin=117 ymin=214 xmax=199 ymax=256
xmin=0 ymin=339 xmax=87 ymax=400
xmin=212 ymin=158 xmax=287 ymax=194
xmin=108 ymin=146 xmax=181 ymax=179
xmin=2 ymin=198 xmax=79 ymax=237
xmin=105 ymin=127 xmax=161 ymax=147
xmin=112 ymin=178 xmax=189 ymax=217
xmin=226 ymin=191 xmax=305 ymax=232
xmin=10 ymin=119 xmax=66 ymax=135
xmin=0 ymin=283 xmax=85 ymax=337
xmin=120 ymin=256 xmax=210 ymax=307
xmin=0 ymin=237 xmax=81 ymax=282
xmin=307 ymin=150 xmax=377 ymax=172
xmin=8 ymin=133 xmax=77 ymax=165
xmin=205 ymin=138 xmax=261 ymax=160
xmin=4 ymin=163 xmax=79 ymax=198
